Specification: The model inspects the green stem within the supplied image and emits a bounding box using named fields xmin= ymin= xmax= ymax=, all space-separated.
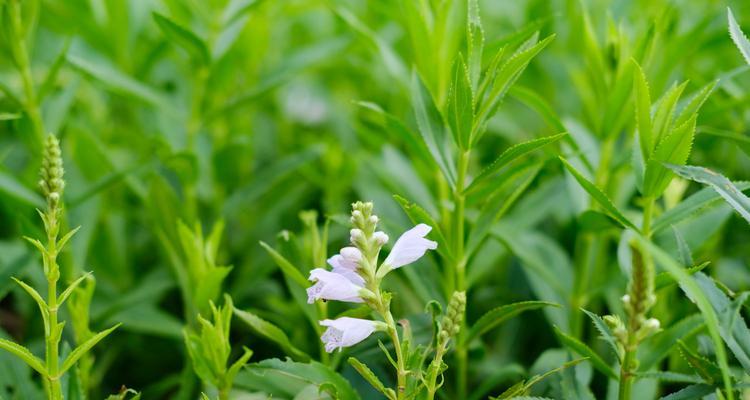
xmin=618 ymin=346 xmax=635 ymax=400
xmin=454 ymin=150 xmax=470 ymax=399
xmin=8 ymin=0 xmax=44 ymax=145
xmin=425 ymin=340 xmax=449 ymax=400
xmin=384 ymin=310 xmax=407 ymax=399
xmin=45 ymin=214 xmax=62 ymax=400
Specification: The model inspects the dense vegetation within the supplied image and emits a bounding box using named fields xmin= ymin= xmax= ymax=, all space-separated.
xmin=2 ymin=0 xmax=750 ymax=399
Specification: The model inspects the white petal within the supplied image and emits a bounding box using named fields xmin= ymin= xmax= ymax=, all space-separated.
xmin=307 ymin=268 xmax=363 ymax=304
xmin=319 ymin=317 xmax=377 ymax=352
xmin=372 ymin=231 xmax=389 ymax=246
xmin=383 ymin=224 xmax=438 ymax=269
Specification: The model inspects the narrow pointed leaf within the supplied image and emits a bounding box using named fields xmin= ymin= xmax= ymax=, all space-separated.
xmin=153 ymin=12 xmax=210 ymax=64
xmin=553 ymin=326 xmax=618 ymax=380
xmin=667 ymin=164 xmax=750 ymax=224
xmin=559 ymin=157 xmax=638 ymax=231
xmin=259 ymin=241 xmax=308 ymax=288
xmin=0 ymin=339 xmax=47 ymax=375
xmin=233 ymin=308 xmax=310 ymax=362
xmin=728 ymin=8 xmax=750 ymax=66
xmin=60 ymin=324 xmax=120 ymax=375
xmin=465 ymin=301 xmax=559 ymax=344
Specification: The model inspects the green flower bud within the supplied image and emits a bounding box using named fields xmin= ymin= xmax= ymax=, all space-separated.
xmin=40 ymin=135 xmax=65 ymax=209
xmin=440 ymin=291 xmax=466 ymax=341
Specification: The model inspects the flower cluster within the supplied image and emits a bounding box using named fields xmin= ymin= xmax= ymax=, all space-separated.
xmin=307 ymin=201 xmax=437 ymax=352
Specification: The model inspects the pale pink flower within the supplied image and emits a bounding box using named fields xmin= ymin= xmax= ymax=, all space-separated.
xmin=307 ymin=268 xmax=365 ymax=304
xmin=383 ymin=224 xmax=438 ymax=269
xmin=320 ymin=317 xmax=379 ymax=352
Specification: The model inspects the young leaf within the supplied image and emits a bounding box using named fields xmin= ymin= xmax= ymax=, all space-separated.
xmin=152 ymin=12 xmax=210 ymax=65
xmin=559 ymin=157 xmax=639 ymax=231
xmin=653 ymin=182 xmax=750 ymax=233
xmin=651 ymin=81 xmax=688 ymax=145
xmin=12 ymin=278 xmax=49 ymax=334
xmin=643 ymin=115 xmax=696 ymax=197
xmin=464 ymin=301 xmax=559 ymax=344
xmin=553 ymin=326 xmax=618 ymax=380
xmin=57 ymin=272 xmax=93 ymax=306
xmin=233 ymin=308 xmax=310 ymax=362
xmin=445 ymin=56 xmax=474 ymax=150
xmin=466 ymin=0 xmax=484 ymax=87
xmin=0 ymin=338 xmax=47 ymax=375
xmin=466 ymin=133 xmax=566 ymax=193
xmin=59 ymin=324 xmax=120 ymax=376
xmin=348 ymin=357 xmax=396 ymax=400
xmin=582 ymin=309 xmax=619 ymax=359
xmin=633 ymin=61 xmax=653 ymax=159
xmin=728 ymin=8 xmax=750 ymax=66
xmin=666 ymin=164 xmax=750 ymax=225
xmin=411 ymin=71 xmax=457 ymax=186
xmin=259 ymin=241 xmax=309 ymax=288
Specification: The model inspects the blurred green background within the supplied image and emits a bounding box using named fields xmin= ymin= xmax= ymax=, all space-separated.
xmin=1 ymin=0 xmax=750 ymax=398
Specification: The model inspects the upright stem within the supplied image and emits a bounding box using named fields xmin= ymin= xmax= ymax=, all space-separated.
xmin=8 ymin=0 xmax=44 ymax=145
xmin=425 ymin=340 xmax=449 ymax=400
xmin=383 ymin=308 xmax=407 ymax=399
xmin=618 ymin=196 xmax=655 ymax=400
xmin=45 ymin=212 xmax=62 ymax=400
xmin=453 ymin=149 xmax=470 ymax=399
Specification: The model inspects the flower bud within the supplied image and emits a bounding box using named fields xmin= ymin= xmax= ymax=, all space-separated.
xmin=372 ymin=231 xmax=389 ymax=246
xmin=40 ymin=135 xmax=65 ymax=209
xmin=439 ymin=291 xmax=466 ymax=341
xmin=350 ymin=228 xmax=364 ymax=244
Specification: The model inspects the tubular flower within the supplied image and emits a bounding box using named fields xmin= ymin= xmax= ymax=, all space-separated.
xmin=383 ymin=223 xmax=438 ymax=269
xmin=320 ymin=317 xmax=382 ymax=352
xmin=307 ymin=269 xmax=366 ymax=304
xmin=327 ymin=247 xmax=364 ymax=286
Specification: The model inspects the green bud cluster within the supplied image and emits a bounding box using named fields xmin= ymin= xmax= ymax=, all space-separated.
xmin=350 ymin=201 xmax=386 ymax=279
xmin=439 ymin=291 xmax=466 ymax=344
xmin=622 ymin=245 xmax=659 ymax=346
xmin=39 ymin=135 xmax=65 ymax=210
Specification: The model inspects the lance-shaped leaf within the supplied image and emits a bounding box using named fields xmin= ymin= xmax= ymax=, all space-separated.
xmin=348 ymin=357 xmax=396 ymax=400
xmin=559 ymin=157 xmax=638 ymax=231
xmin=445 ymin=56 xmax=474 ymax=150
xmin=259 ymin=241 xmax=308 ymax=288
xmin=57 ymin=272 xmax=93 ymax=306
xmin=639 ymin=314 xmax=703 ymax=371
xmin=633 ymin=61 xmax=653 ymax=159
xmin=153 ymin=12 xmax=210 ymax=65
xmin=582 ymin=309 xmax=619 ymax=359
xmin=59 ymin=323 xmax=120 ymax=376
xmin=643 ymin=115 xmax=696 ymax=197
xmin=634 ymin=236 xmax=734 ymax=397
xmin=666 ymin=164 xmax=750 ymax=225
xmin=411 ymin=71 xmax=457 ymax=186
xmin=12 ymin=278 xmax=49 ymax=334
xmin=464 ymin=301 xmax=559 ymax=344
xmin=474 ymin=34 xmax=555 ymax=141
xmin=728 ymin=8 xmax=750 ymax=66
xmin=234 ymin=308 xmax=310 ymax=362
xmin=553 ymin=326 xmax=617 ymax=380
xmin=653 ymin=182 xmax=750 ymax=233
xmin=0 ymin=339 xmax=47 ymax=375
xmin=466 ymin=133 xmax=566 ymax=193
xmin=651 ymin=81 xmax=688 ymax=146
xmin=466 ymin=0 xmax=484 ymax=88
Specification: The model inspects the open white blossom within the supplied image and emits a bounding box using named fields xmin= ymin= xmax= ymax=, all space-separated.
xmin=307 ymin=268 xmax=365 ymax=304
xmin=320 ymin=317 xmax=379 ymax=352
xmin=383 ymin=223 xmax=438 ymax=269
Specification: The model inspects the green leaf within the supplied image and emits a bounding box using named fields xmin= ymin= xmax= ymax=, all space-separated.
xmin=466 ymin=0 xmax=484 ymax=87
xmin=348 ymin=357 xmax=396 ymax=400
xmin=466 ymin=133 xmax=566 ymax=193
xmin=59 ymin=324 xmax=120 ymax=376
xmin=0 ymin=171 xmax=45 ymax=208
xmin=559 ymin=157 xmax=638 ymax=231
xmin=494 ymin=358 xmax=586 ymax=399
xmin=0 ymin=338 xmax=47 ymax=375
xmin=581 ymin=309 xmax=619 ymax=359
xmin=259 ymin=241 xmax=308 ymax=288
xmin=233 ymin=308 xmax=310 ymax=362
xmin=651 ymin=81 xmax=688 ymax=146
xmin=660 ymin=384 xmax=715 ymax=400
xmin=465 ymin=301 xmax=559 ymax=344
xmin=67 ymin=55 xmax=178 ymax=116
xmin=674 ymin=81 xmax=717 ymax=128
xmin=654 ymin=262 xmax=710 ymax=291
xmin=57 ymin=272 xmax=92 ymax=306
xmin=653 ymin=182 xmax=750 ymax=233
xmin=639 ymin=314 xmax=703 ymax=371
xmin=553 ymin=326 xmax=618 ymax=380
xmin=666 ymin=164 xmax=750 ymax=225
xmin=446 ymin=56 xmax=474 ymax=150
xmin=152 ymin=12 xmax=210 ymax=65
xmin=12 ymin=278 xmax=49 ymax=335
xmin=235 ymin=358 xmax=360 ymax=400
xmin=635 ymin=236 xmax=734 ymax=398
xmin=643 ymin=115 xmax=696 ymax=197
xmin=475 ymin=34 xmax=555 ymax=138
xmin=633 ymin=61 xmax=653 ymax=159
xmin=728 ymin=8 xmax=750 ymax=66
xmin=411 ymin=71 xmax=457 ymax=186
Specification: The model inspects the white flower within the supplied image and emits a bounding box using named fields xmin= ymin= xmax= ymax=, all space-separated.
xmin=307 ymin=268 xmax=365 ymax=304
xmin=327 ymin=247 xmax=364 ymax=286
xmin=382 ymin=224 xmax=438 ymax=269
xmin=320 ymin=317 xmax=379 ymax=352
xmin=350 ymin=228 xmax=365 ymax=243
